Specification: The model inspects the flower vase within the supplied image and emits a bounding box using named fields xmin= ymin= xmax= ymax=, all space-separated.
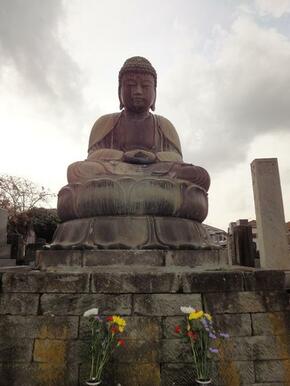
xmin=85 ymin=380 xmax=102 ymax=385
xmin=195 ymin=379 xmax=212 ymax=385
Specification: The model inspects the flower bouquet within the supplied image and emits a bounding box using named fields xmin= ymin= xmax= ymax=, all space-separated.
xmin=83 ymin=308 xmax=126 ymax=385
xmin=175 ymin=306 xmax=229 ymax=384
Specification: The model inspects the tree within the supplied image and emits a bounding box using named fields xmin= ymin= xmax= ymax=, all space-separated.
xmin=0 ymin=174 xmax=54 ymax=217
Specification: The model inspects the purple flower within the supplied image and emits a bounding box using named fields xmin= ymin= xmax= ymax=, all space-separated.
xmin=209 ymin=332 xmax=217 ymax=339
xmin=220 ymin=332 xmax=230 ymax=339
xmin=209 ymin=347 xmax=219 ymax=353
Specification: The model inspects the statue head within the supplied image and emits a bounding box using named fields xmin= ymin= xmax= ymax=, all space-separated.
xmin=118 ymin=56 xmax=157 ymax=112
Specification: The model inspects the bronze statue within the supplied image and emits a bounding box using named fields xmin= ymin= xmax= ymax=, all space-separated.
xmin=52 ymin=57 xmax=212 ymax=249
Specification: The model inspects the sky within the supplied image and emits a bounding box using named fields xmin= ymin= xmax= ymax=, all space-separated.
xmin=0 ymin=0 xmax=289 ymax=231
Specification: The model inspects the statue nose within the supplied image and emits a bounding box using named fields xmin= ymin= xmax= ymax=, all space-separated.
xmin=133 ymin=83 xmax=143 ymax=95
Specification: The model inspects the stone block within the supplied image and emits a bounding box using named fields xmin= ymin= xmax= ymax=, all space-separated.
xmin=244 ymin=270 xmax=285 ymax=291
xmin=0 ymin=258 xmax=16 ymax=266
xmin=41 ymin=293 xmax=132 ymax=316
xmin=84 ymin=249 xmax=165 ymax=266
xmin=112 ymin=339 xmax=159 ymax=363
xmin=161 ymin=363 xmax=195 ymax=386
xmin=215 ymin=360 xmax=255 ymax=385
xmin=133 ymin=294 xmax=202 ymax=316
xmin=0 ymin=245 xmax=11 ymax=259
xmin=0 ymin=315 xmax=79 ymax=339
xmin=252 ymin=312 xmax=290 ymax=336
xmin=160 ymin=339 xmax=192 ymax=363
xmin=0 ymin=293 xmax=39 ymax=315
xmin=182 ymin=271 xmax=244 ymax=293
xmin=33 ymin=339 xmax=86 ymax=364
xmin=214 ymin=313 xmax=252 ymax=337
xmin=204 ymin=291 xmax=289 ymax=314
xmin=0 ymin=337 xmax=33 ymax=362
xmin=165 ymin=249 xmax=228 ymax=267
xmin=2 ymin=271 xmax=90 ymax=293
xmin=255 ymin=359 xmax=290 ymax=382
xmin=80 ymin=362 xmax=161 ymax=386
xmin=251 ymin=335 xmax=290 ymax=360
xmin=220 ymin=337 xmax=253 ymax=361
xmin=0 ymin=363 xmax=79 ymax=386
xmin=36 ymin=250 xmax=83 ymax=269
xmin=91 ymin=270 xmax=179 ymax=293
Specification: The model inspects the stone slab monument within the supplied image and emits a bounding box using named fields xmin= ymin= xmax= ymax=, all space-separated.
xmin=251 ymin=158 xmax=289 ymax=269
xmin=51 ymin=56 xmax=214 ymax=251
xmin=0 ymin=208 xmax=15 ymax=266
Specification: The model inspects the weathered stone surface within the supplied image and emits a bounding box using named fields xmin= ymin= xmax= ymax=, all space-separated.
xmin=204 ymin=291 xmax=289 ymax=314
xmin=0 ymin=293 xmax=39 ymax=315
xmin=161 ymin=364 xmax=195 ymax=386
xmin=2 ymin=271 xmax=90 ymax=293
xmin=252 ymin=312 xmax=290 ymax=336
xmin=133 ymin=294 xmax=202 ymax=316
xmin=0 ymin=316 xmax=78 ymax=339
xmin=165 ymin=249 xmax=227 ymax=267
xmin=33 ymin=339 xmax=86 ymax=364
xmin=0 ymin=363 xmax=79 ymax=386
xmin=161 ymin=339 xmax=191 ymax=363
xmin=41 ymin=293 xmax=132 ymax=315
xmin=182 ymin=271 xmax=244 ymax=293
xmin=244 ymin=270 xmax=285 ymax=291
xmin=0 ymin=208 xmax=8 ymax=245
xmin=0 ymin=337 xmax=33 ymax=362
xmin=84 ymin=249 xmax=165 ymax=266
xmin=214 ymin=313 xmax=252 ymax=337
xmin=215 ymin=360 xmax=255 ymax=385
xmin=251 ymin=158 xmax=289 ymax=269
xmin=80 ymin=362 xmax=161 ymax=386
xmin=255 ymin=359 xmax=290 ymax=382
xmin=91 ymin=270 xmax=179 ymax=293
xmin=36 ymin=250 xmax=82 ymax=269
xmin=0 ymin=245 xmax=11 ymax=259
xmin=112 ymin=340 xmax=159 ymax=363
xmin=252 ymin=335 xmax=290 ymax=360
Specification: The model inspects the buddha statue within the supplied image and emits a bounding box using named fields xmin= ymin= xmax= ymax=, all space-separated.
xmin=52 ymin=56 xmax=212 ymax=249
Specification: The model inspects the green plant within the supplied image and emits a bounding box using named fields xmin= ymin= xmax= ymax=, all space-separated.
xmin=175 ymin=306 xmax=229 ymax=381
xmin=83 ymin=308 xmax=126 ymax=383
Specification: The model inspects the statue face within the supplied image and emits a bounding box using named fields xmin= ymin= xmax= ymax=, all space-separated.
xmin=120 ymin=72 xmax=156 ymax=113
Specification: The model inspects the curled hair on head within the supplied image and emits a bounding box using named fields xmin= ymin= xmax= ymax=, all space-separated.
xmin=119 ymin=56 xmax=157 ymax=87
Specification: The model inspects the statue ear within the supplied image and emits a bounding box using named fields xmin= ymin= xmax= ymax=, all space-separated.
xmin=150 ymin=89 xmax=156 ymax=111
xmin=118 ymin=85 xmax=124 ymax=110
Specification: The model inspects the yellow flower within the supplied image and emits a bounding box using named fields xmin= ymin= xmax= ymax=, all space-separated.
xmin=189 ymin=310 xmax=204 ymax=320
xmin=112 ymin=316 xmax=126 ymax=331
xmin=204 ymin=313 xmax=212 ymax=321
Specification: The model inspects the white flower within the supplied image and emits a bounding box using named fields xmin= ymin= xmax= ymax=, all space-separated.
xmin=180 ymin=306 xmax=196 ymax=314
xmin=83 ymin=308 xmax=99 ymax=317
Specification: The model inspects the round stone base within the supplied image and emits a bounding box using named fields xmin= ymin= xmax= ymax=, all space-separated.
xmin=51 ymin=216 xmax=214 ymax=250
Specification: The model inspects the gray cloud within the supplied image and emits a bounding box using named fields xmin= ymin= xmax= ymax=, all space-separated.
xmin=159 ymin=15 xmax=290 ymax=172
xmin=0 ymin=0 xmax=82 ymax=109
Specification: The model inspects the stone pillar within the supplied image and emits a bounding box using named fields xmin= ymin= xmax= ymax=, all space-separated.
xmin=251 ymin=158 xmax=289 ymax=269
xmin=0 ymin=208 xmax=8 ymax=245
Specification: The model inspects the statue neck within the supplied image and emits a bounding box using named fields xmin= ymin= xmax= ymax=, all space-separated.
xmin=123 ymin=109 xmax=151 ymax=120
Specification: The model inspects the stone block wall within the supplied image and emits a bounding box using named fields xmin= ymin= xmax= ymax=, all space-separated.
xmin=0 ymin=267 xmax=289 ymax=386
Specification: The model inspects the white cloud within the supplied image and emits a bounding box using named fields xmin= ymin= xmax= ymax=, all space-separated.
xmin=255 ymin=0 xmax=290 ymax=17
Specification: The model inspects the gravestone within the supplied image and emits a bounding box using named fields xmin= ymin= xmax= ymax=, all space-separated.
xmin=251 ymin=158 xmax=289 ymax=269
xmin=0 ymin=208 xmax=15 ymax=266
